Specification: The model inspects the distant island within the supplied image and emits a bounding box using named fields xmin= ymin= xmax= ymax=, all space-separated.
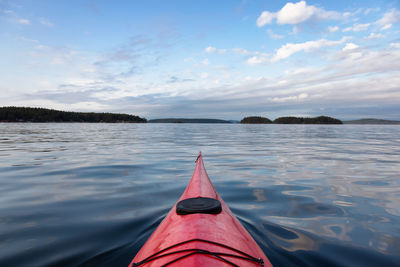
xmin=148 ymin=118 xmax=232 ymax=123
xmin=240 ymin=116 xmax=343 ymax=124
xmin=274 ymin=116 xmax=342 ymax=124
xmin=0 ymin=107 xmax=147 ymax=123
xmin=343 ymin=118 xmax=400 ymax=125
xmin=240 ymin=116 xmax=272 ymax=124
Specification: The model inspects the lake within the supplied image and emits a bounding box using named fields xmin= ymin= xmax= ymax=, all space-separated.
xmin=0 ymin=123 xmax=399 ymax=266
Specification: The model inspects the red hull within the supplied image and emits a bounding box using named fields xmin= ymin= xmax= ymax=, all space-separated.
xmin=129 ymin=153 xmax=272 ymax=266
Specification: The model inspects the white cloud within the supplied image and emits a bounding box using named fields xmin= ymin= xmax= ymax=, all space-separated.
xmin=342 ymin=43 xmax=359 ymax=51
xmin=272 ymin=37 xmax=347 ymax=62
xmin=342 ymin=23 xmax=370 ymax=32
xmin=376 ymin=9 xmax=400 ymax=30
xmin=267 ymin=29 xmax=284 ymax=39
xmin=256 ymin=11 xmax=275 ymax=27
xmin=205 ymin=46 xmax=217 ymax=53
xmin=17 ymin=18 xmax=31 ymax=25
xmin=328 ymin=26 xmax=339 ymax=33
xmin=68 ymin=102 xmax=111 ymax=111
xmin=316 ymin=9 xmax=342 ymax=20
xmin=380 ymin=24 xmax=392 ymax=30
xmin=365 ymin=32 xmax=384 ymax=40
xmin=342 ymin=27 xmax=352 ymax=32
xmin=205 ymin=46 xmax=226 ymax=54
xmin=276 ymin=1 xmax=317 ymax=24
xmin=247 ymin=55 xmax=269 ymax=65
xmin=270 ymin=93 xmax=308 ymax=103
xmin=256 ymin=1 xmax=341 ymax=27
xmin=390 ymin=43 xmax=400 ymax=49
xmin=341 ymin=43 xmax=362 ymax=59
xmin=234 ymin=49 xmax=270 ymax=65
xmin=352 ymin=23 xmax=370 ymax=31
xmin=343 ymin=12 xmax=351 ymax=19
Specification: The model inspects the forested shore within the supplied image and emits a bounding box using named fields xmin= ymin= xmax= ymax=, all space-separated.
xmin=0 ymin=107 xmax=147 ymax=123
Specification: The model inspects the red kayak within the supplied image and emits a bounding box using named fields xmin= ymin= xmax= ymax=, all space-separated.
xmin=129 ymin=152 xmax=272 ymax=266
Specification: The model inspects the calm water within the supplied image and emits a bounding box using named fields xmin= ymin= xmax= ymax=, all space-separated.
xmin=0 ymin=123 xmax=399 ymax=267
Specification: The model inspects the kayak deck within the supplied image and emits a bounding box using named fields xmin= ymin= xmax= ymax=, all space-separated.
xmin=129 ymin=153 xmax=272 ymax=266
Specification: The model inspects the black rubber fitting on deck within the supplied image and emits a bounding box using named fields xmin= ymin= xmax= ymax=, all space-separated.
xmin=176 ymin=197 xmax=222 ymax=215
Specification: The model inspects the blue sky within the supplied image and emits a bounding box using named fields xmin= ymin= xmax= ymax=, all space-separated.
xmin=1 ymin=0 xmax=399 ymax=120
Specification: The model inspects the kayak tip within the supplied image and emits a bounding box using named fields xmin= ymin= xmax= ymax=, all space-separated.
xmin=196 ymin=151 xmax=202 ymax=163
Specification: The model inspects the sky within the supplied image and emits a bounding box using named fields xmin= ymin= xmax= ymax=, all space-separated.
xmin=0 ymin=0 xmax=399 ymax=120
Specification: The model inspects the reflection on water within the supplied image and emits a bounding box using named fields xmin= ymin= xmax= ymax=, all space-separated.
xmin=0 ymin=123 xmax=399 ymax=266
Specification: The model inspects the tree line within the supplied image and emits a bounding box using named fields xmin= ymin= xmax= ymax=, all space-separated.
xmin=0 ymin=107 xmax=147 ymax=123
xmin=241 ymin=116 xmax=342 ymax=124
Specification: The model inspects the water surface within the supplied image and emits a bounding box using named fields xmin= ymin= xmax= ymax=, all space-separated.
xmin=0 ymin=123 xmax=399 ymax=266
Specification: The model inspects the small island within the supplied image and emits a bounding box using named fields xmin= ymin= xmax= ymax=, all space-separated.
xmin=0 ymin=107 xmax=147 ymax=123
xmin=240 ymin=116 xmax=272 ymax=124
xmin=240 ymin=115 xmax=343 ymax=124
xmin=273 ymin=116 xmax=342 ymax=124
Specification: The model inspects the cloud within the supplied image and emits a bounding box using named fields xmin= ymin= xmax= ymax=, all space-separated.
xmin=270 ymin=93 xmax=308 ymax=103
xmin=166 ymin=76 xmax=195 ymax=84
xmin=256 ymin=11 xmax=275 ymax=27
xmin=376 ymin=9 xmax=400 ymax=30
xmin=354 ymin=23 xmax=370 ymax=31
xmin=390 ymin=43 xmax=400 ymax=49
xmin=342 ymin=23 xmax=370 ymax=32
xmin=256 ymin=1 xmax=341 ymax=27
xmin=276 ymin=1 xmax=317 ymax=24
xmin=205 ymin=46 xmax=217 ymax=53
xmin=205 ymin=46 xmax=226 ymax=54
xmin=380 ymin=24 xmax=392 ymax=30
xmin=342 ymin=43 xmax=359 ymax=51
xmin=17 ymin=18 xmax=30 ymax=25
xmin=23 ymin=87 xmax=122 ymax=108
xmin=231 ymin=48 xmax=270 ymax=63
xmin=365 ymin=32 xmax=384 ymax=40
xmin=328 ymin=26 xmax=339 ymax=33
xmin=267 ymin=29 xmax=284 ymax=39
xmin=272 ymin=37 xmax=347 ymax=62
xmin=247 ymin=55 xmax=269 ymax=65
xmin=336 ymin=43 xmax=363 ymax=60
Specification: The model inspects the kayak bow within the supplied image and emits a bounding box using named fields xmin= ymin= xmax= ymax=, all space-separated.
xmin=129 ymin=152 xmax=272 ymax=266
